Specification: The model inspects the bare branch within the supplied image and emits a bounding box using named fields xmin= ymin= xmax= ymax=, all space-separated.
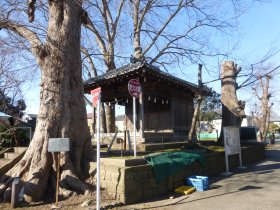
xmin=141 ymin=0 xmax=185 ymax=57
xmin=0 ymin=20 xmax=44 ymax=60
xmin=149 ymin=31 xmax=193 ymax=64
xmin=83 ymin=16 xmax=109 ymax=59
xmin=101 ymin=0 xmax=113 ymax=42
xmin=138 ymin=0 xmax=155 ymax=30
xmin=28 ymin=0 xmax=36 ymax=23
xmin=238 ymin=65 xmax=280 ymax=89
xmin=81 ymin=47 xmax=97 ymax=77
xmin=111 ymin=0 xmax=125 ymax=40
xmin=133 ymin=0 xmax=142 ymax=58
xmin=253 ymin=86 xmax=261 ymax=100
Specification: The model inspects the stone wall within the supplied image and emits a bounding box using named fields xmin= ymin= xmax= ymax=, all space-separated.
xmin=90 ymin=144 xmax=266 ymax=204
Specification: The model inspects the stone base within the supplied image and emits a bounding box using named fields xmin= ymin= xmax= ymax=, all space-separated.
xmin=90 ymin=144 xmax=266 ymax=204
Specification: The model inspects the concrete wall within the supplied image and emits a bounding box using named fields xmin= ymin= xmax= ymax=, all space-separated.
xmin=90 ymin=144 xmax=265 ymax=204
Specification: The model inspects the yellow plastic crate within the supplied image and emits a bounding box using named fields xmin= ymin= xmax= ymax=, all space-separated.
xmin=175 ymin=185 xmax=196 ymax=195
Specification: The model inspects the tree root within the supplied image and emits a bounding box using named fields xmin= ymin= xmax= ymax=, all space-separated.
xmin=0 ymin=133 xmax=92 ymax=203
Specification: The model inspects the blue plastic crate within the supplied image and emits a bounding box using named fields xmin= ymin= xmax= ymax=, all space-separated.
xmin=186 ymin=176 xmax=209 ymax=191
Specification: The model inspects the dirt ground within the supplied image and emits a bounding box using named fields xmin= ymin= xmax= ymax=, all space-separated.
xmin=0 ymin=190 xmax=121 ymax=210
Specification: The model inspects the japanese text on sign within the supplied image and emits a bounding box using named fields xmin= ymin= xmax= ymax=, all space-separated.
xmin=128 ymin=79 xmax=141 ymax=98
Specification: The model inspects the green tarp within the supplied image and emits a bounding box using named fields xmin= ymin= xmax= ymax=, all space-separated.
xmin=144 ymin=151 xmax=205 ymax=183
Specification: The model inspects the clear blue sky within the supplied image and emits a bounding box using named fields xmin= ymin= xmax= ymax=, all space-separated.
xmin=232 ymin=0 xmax=280 ymax=114
xmin=23 ymin=0 xmax=280 ymax=115
xmin=233 ymin=0 xmax=280 ymax=60
xmin=194 ymin=0 xmax=280 ymax=115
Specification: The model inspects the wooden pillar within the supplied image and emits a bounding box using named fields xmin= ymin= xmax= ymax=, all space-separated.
xmin=92 ymin=107 xmax=96 ymax=134
xmin=171 ymin=100 xmax=174 ymax=137
xmin=139 ymin=91 xmax=145 ymax=141
xmin=124 ymin=115 xmax=127 ymax=151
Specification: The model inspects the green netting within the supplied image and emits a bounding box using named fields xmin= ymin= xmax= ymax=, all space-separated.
xmin=144 ymin=151 xmax=205 ymax=183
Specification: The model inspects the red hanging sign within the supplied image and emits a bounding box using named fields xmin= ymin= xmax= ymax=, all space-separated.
xmin=128 ymin=79 xmax=141 ymax=98
xmin=91 ymin=87 xmax=101 ymax=108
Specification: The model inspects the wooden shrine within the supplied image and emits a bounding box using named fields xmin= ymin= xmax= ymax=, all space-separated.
xmin=84 ymin=62 xmax=209 ymax=143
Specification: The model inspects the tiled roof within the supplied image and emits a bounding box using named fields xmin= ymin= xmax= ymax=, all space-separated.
xmin=84 ymin=62 xmax=210 ymax=95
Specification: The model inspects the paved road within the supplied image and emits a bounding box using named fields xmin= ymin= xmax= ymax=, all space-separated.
xmin=119 ymin=143 xmax=280 ymax=210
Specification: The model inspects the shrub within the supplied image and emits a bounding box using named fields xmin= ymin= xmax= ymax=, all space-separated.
xmin=0 ymin=119 xmax=29 ymax=151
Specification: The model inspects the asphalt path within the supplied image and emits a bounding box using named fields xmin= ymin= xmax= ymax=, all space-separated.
xmin=119 ymin=142 xmax=280 ymax=210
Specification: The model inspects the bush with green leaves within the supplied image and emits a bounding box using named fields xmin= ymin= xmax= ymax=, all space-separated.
xmin=0 ymin=119 xmax=30 ymax=151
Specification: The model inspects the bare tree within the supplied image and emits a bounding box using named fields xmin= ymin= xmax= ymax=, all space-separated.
xmin=238 ymin=51 xmax=280 ymax=141
xmin=188 ymin=64 xmax=203 ymax=141
xmin=131 ymin=0 xmax=242 ymax=68
xmin=266 ymin=102 xmax=274 ymax=142
xmin=202 ymin=49 xmax=280 ymax=143
xmin=80 ymin=0 xmax=245 ymax=133
xmin=253 ymin=75 xmax=272 ymax=141
xmin=83 ymin=0 xmax=126 ymax=133
xmin=129 ymin=1 xmax=248 ymax=142
xmin=0 ymin=42 xmax=35 ymax=107
xmin=0 ymin=1 xmax=91 ymax=202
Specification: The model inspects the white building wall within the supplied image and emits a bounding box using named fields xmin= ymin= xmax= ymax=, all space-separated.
xmin=201 ymin=117 xmax=254 ymax=136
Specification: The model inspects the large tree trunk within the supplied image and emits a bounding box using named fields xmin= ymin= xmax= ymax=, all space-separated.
xmin=0 ymin=1 xmax=91 ymax=202
xmin=219 ymin=61 xmax=246 ymax=143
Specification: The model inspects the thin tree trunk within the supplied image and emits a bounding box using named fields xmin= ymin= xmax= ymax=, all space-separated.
xmin=105 ymin=104 xmax=115 ymax=133
xmin=133 ymin=0 xmax=142 ymax=60
xmin=101 ymin=103 xmax=107 ymax=133
xmin=188 ymin=64 xmax=203 ymax=141
xmin=265 ymin=103 xmax=272 ymax=143
xmin=259 ymin=75 xmax=271 ymax=141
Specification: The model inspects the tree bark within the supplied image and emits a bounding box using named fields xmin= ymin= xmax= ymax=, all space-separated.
xmin=259 ymin=75 xmax=271 ymax=141
xmin=83 ymin=1 xmax=123 ymax=133
xmin=0 ymin=1 xmax=91 ymax=202
xmin=101 ymin=103 xmax=107 ymax=133
xmin=105 ymin=104 xmax=115 ymax=133
xmin=133 ymin=0 xmax=142 ymax=60
xmin=219 ymin=61 xmax=246 ymax=143
xmin=188 ymin=64 xmax=203 ymax=141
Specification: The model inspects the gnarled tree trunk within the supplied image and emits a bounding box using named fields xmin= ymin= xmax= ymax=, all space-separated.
xmin=219 ymin=61 xmax=246 ymax=143
xmin=0 ymin=1 xmax=91 ymax=202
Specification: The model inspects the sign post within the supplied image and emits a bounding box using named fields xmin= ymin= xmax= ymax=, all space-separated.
xmin=128 ymin=79 xmax=141 ymax=158
xmin=48 ymin=138 xmax=70 ymax=209
xmin=91 ymin=87 xmax=101 ymax=210
xmin=222 ymin=126 xmax=245 ymax=176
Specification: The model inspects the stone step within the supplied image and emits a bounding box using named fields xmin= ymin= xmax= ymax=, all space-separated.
xmin=13 ymin=147 xmax=28 ymax=153
xmin=4 ymin=152 xmax=19 ymax=159
xmin=0 ymin=158 xmax=11 ymax=167
xmin=0 ymin=147 xmax=27 ymax=174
